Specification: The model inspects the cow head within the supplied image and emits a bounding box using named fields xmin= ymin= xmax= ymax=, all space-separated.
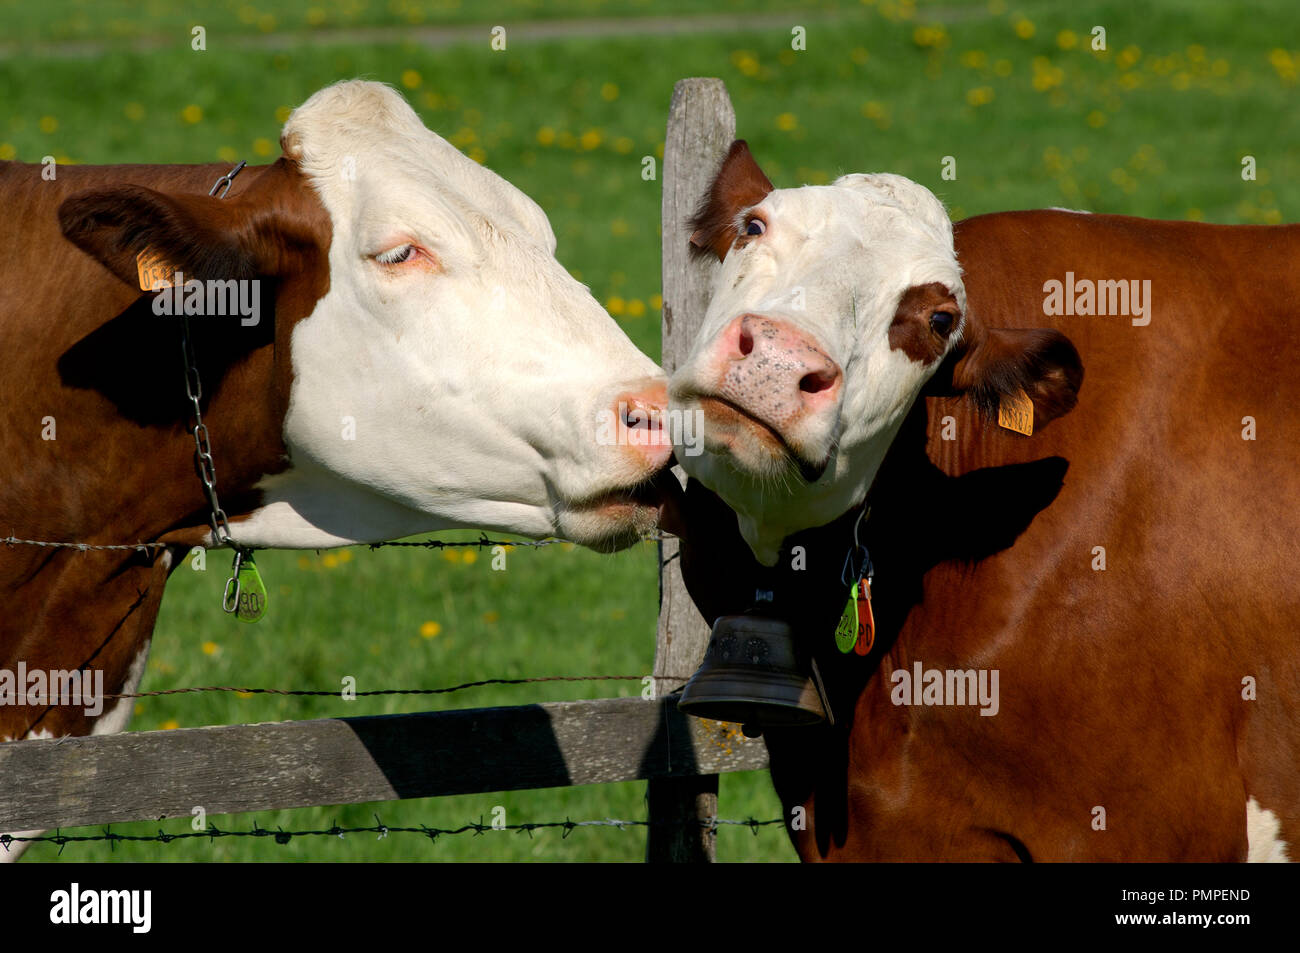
xmin=669 ymin=141 xmax=1082 ymax=564
xmin=57 ymin=81 xmax=674 ymax=552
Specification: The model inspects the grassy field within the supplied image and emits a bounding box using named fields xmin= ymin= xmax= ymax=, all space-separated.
xmin=4 ymin=0 xmax=1298 ymax=861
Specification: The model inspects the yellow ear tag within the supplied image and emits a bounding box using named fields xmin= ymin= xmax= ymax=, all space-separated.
xmin=136 ymin=248 xmax=178 ymax=292
xmin=234 ymin=556 xmax=268 ymax=623
xmin=997 ymin=387 xmax=1034 ymax=436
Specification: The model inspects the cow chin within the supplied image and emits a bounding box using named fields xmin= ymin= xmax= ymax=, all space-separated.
xmin=556 ymin=501 xmax=656 ymax=553
xmin=554 ymin=470 xmax=685 ymax=553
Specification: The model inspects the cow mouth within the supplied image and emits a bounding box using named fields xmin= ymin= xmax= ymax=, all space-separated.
xmin=690 ymin=394 xmax=829 ymax=484
xmin=559 ymin=467 xmax=687 ymax=552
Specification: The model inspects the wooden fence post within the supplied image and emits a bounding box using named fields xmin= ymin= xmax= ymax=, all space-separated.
xmin=647 ymin=77 xmax=735 ymax=863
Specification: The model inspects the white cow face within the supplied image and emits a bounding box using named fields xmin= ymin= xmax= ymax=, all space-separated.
xmin=251 ymin=81 xmax=675 ymax=552
xmin=671 ymin=144 xmax=1083 ymax=564
xmin=59 ymin=81 xmax=674 ymax=553
xmin=669 ymin=142 xmax=968 ymax=563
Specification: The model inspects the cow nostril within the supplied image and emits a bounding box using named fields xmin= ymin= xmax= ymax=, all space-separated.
xmin=622 ymin=402 xmax=662 ymax=429
xmin=738 ymin=327 xmax=754 ymax=356
xmin=799 ymin=369 xmax=839 ymax=395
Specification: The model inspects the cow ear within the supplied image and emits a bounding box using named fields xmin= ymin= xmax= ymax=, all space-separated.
xmin=58 ymin=185 xmax=273 ymax=290
xmin=930 ymin=324 xmax=1083 ymax=431
xmin=689 ymin=139 xmax=775 ymax=261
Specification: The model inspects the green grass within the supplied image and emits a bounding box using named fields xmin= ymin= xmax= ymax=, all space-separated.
xmin=0 ymin=0 xmax=847 ymax=46
xmin=6 ymin=0 xmax=1300 ymax=861
xmin=24 ymin=535 xmax=792 ymax=862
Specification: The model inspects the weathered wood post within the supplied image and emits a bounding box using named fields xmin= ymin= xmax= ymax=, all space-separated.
xmin=647 ymin=77 xmax=735 ymax=863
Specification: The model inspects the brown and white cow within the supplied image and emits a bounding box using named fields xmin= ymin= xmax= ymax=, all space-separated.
xmin=671 ymin=141 xmax=1299 ymax=861
xmin=0 ymin=81 xmax=677 ymax=854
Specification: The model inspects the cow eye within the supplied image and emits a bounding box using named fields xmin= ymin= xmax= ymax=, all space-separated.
xmin=930 ymin=311 xmax=956 ymax=336
xmin=744 ymin=218 xmax=766 ymax=236
xmin=376 ymin=243 xmax=416 ymax=265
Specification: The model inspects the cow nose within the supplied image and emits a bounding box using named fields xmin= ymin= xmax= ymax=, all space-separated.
xmin=716 ymin=314 xmax=842 ymax=418
xmin=613 ymin=380 xmax=674 ymax=469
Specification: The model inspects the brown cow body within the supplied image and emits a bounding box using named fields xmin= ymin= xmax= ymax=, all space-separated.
xmin=680 ymin=210 xmax=1300 ymax=861
xmin=0 ymin=159 xmax=326 ymax=745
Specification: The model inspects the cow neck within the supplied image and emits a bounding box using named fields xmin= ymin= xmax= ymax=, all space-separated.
xmin=735 ymin=500 xmax=872 ymax=638
xmin=145 ymin=156 xmax=333 ymax=554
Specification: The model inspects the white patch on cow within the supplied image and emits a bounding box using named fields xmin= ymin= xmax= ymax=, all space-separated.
xmin=236 ymin=81 xmax=667 ymax=551
xmin=671 ymin=172 xmax=965 ymax=563
xmin=92 ymin=644 xmax=150 ymax=737
xmin=1246 ymin=797 xmax=1291 ymax=862
xmin=236 ymin=464 xmax=554 ymax=548
xmin=1047 ymin=206 xmax=1092 ymax=214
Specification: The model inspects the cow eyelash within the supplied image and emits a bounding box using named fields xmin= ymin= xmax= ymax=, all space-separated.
xmin=375 ymin=244 xmax=416 ymax=265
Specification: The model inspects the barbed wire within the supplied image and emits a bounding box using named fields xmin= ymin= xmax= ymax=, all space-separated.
xmin=367 ymin=532 xmax=676 ymax=549
xmin=3 ymin=815 xmax=786 ymax=854
xmin=1 ymin=531 xmax=677 ymax=554
xmin=1 ymin=535 xmax=170 ymax=552
xmin=104 ymin=673 xmax=694 ymax=701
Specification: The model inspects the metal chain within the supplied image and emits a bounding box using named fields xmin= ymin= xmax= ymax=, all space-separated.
xmin=189 ymin=161 xmax=248 ymax=612
xmin=178 ymin=309 xmax=234 ymax=551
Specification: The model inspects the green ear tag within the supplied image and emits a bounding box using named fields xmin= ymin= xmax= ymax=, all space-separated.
xmin=834 ymin=584 xmax=859 ymax=653
xmin=234 ymin=554 xmax=268 ymax=623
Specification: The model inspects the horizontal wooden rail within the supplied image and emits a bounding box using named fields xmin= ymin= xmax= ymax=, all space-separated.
xmin=0 ymin=697 xmax=768 ymax=832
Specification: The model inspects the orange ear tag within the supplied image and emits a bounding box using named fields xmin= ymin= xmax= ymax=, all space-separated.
xmin=853 ymin=578 xmax=875 ymax=656
xmin=136 ymin=248 xmax=179 ymax=292
xmin=997 ymin=387 xmax=1034 ymax=436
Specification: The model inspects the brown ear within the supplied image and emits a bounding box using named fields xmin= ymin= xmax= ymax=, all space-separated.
xmin=59 ymin=185 xmax=281 ymax=289
xmin=928 ymin=322 xmax=1083 ymax=431
xmin=689 ymin=139 xmax=775 ymax=261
